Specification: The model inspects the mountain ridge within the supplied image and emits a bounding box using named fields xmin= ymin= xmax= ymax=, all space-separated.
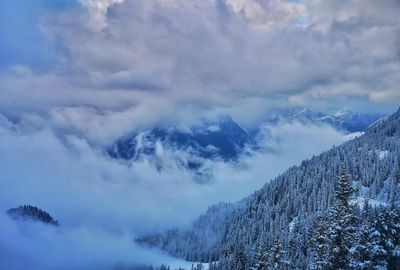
xmin=137 ymin=107 xmax=400 ymax=267
xmin=108 ymin=108 xmax=384 ymax=176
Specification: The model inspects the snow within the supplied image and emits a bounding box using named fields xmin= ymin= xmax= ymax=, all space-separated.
xmin=140 ymin=246 xmax=207 ymax=270
xmin=344 ymin=132 xmax=364 ymax=141
xmin=333 ymin=110 xmax=350 ymax=117
xmin=377 ymin=150 xmax=389 ymax=160
xmin=136 ymin=131 xmax=147 ymax=149
xmin=155 ymin=140 xmax=164 ymax=155
xmin=167 ymin=259 xmax=207 ymax=270
xmin=350 ymin=196 xmax=387 ymax=208
xmin=207 ymin=125 xmax=221 ymax=132
xmin=288 ymin=217 xmax=298 ymax=233
xmin=204 ymin=144 xmax=219 ymax=153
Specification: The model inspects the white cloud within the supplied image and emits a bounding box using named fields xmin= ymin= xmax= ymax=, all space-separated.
xmin=1 ymin=0 xmax=398 ymax=141
xmin=0 ymin=114 xmax=353 ymax=268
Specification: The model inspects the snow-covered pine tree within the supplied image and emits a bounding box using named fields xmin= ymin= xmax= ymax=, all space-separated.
xmin=327 ymin=166 xmax=357 ymax=269
xmin=269 ymin=237 xmax=284 ymax=269
xmin=375 ymin=204 xmax=400 ymax=270
xmin=286 ymin=222 xmax=307 ymax=269
xmin=233 ymin=244 xmax=247 ymax=270
xmin=210 ymin=262 xmax=218 ymax=270
xmin=310 ymin=216 xmax=331 ymax=270
xmin=350 ymin=217 xmax=387 ymax=270
xmin=214 ymin=257 xmax=226 ymax=270
xmin=250 ymin=242 xmax=269 ymax=270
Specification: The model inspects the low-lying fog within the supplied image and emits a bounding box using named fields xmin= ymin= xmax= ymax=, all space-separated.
xmin=0 ymin=116 xmax=354 ymax=270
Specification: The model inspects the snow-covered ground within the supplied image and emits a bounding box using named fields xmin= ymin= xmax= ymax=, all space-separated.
xmin=135 ymin=244 xmax=211 ymax=270
xmin=377 ymin=150 xmax=389 ymax=160
xmin=350 ymin=196 xmax=387 ymax=208
xmin=167 ymin=260 xmax=207 ymax=270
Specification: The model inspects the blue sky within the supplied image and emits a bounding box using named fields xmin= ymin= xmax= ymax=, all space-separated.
xmin=0 ymin=0 xmax=75 ymax=71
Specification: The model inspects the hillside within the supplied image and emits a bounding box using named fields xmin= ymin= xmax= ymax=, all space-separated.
xmin=137 ymin=107 xmax=400 ymax=269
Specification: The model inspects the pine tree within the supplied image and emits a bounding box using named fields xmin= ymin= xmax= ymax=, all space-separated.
xmin=269 ymin=237 xmax=283 ymax=269
xmin=209 ymin=259 xmax=218 ymax=270
xmin=350 ymin=218 xmax=387 ymax=270
xmin=375 ymin=205 xmax=400 ymax=270
xmin=251 ymin=243 xmax=269 ymax=270
xmin=233 ymin=244 xmax=247 ymax=270
xmin=287 ymin=221 xmax=306 ymax=269
xmin=327 ymin=166 xmax=357 ymax=269
xmin=310 ymin=216 xmax=331 ymax=270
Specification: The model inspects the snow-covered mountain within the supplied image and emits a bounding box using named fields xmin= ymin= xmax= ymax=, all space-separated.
xmin=108 ymin=116 xmax=251 ymax=179
xmin=108 ymin=116 xmax=249 ymax=163
xmin=261 ymin=107 xmax=383 ymax=133
xmin=108 ymin=108 xmax=383 ymax=170
xmin=137 ymin=107 xmax=400 ymax=269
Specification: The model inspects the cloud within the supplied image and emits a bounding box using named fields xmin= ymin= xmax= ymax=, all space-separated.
xmin=0 ymin=212 xmax=192 ymax=270
xmin=0 ymin=113 xmax=353 ymax=269
xmin=0 ymin=0 xmax=399 ymax=142
xmin=79 ymin=0 xmax=125 ymax=30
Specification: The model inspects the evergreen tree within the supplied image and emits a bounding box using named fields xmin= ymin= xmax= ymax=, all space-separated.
xmin=251 ymin=243 xmax=269 ymax=270
xmin=208 ymin=260 xmax=217 ymax=270
xmin=287 ymin=222 xmax=306 ymax=269
xmin=375 ymin=205 xmax=400 ymax=270
xmin=233 ymin=244 xmax=247 ymax=270
xmin=327 ymin=167 xmax=357 ymax=269
xmin=269 ymin=237 xmax=284 ymax=269
xmin=350 ymin=219 xmax=387 ymax=270
xmin=310 ymin=216 xmax=331 ymax=270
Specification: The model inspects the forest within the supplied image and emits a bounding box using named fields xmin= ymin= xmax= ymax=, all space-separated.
xmin=138 ymin=109 xmax=400 ymax=269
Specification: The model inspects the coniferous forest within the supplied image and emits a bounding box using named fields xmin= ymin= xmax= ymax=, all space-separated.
xmin=138 ymin=108 xmax=400 ymax=270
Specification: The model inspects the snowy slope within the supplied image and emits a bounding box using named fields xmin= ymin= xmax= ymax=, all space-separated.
xmin=137 ymin=107 xmax=400 ymax=266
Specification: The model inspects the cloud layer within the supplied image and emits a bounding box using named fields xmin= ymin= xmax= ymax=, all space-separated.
xmin=0 ymin=115 xmax=352 ymax=269
xmin=0 ymin=0 xmax=399 ymax=144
